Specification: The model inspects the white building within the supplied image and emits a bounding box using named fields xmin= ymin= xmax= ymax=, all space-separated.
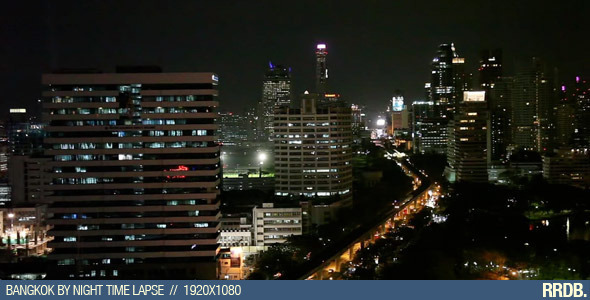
xmin=219 ymin=216 xmax=252 ymax=248
xmin=252 ymin=203 xmax=302 ymax=246
xmin=273 ymin=95 xmax=352 ymax=226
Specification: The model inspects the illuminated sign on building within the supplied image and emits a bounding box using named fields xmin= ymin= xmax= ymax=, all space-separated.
xmin=317 ymin=44 xmax=326 ymax=50
xmin=463 ymin=91 xmax=486 ymax=102
xmin=166 ymin=165 xmax=188 ymax=179
xmin=392 ymin=96 xmax=404 ymax=112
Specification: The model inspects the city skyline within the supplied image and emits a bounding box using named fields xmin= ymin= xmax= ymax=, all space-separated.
xmin=1 ymin=0 xmax=589 ymax=281
xmin=2 ymin=0 xmax=589 ymax=117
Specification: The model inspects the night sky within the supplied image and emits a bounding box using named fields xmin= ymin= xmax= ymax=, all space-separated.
xmin=2 ymin=0 xmax=589 ymax=118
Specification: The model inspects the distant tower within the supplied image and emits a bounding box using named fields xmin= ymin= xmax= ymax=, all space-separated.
xmin=511 ymin=57 xmax=554 ymax=152
xmin=430 ymin=43 xmax=459 ymax=105
xmin=478 ymin=49 xmax=503 ymax=91
xmin=258 ymin=62 xmax=291 ymax=141
xmin=315 ymin=43 xmax=328 ymax=94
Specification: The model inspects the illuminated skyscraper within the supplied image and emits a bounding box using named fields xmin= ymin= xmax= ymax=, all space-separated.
xmin=217 ymin=112 xmax=254 ymax=146
xmin=258 ymin=62 xmax=291 ymax=141
xmin=42 ymin=69 xmax=221 ymax=279
xmin=273 ymin=94 xmax=352 ymax=226
xmin=412 ymin=100 xmax=448 ymax=154
xmin=429 ymin=43 xmax=459 ymax=106
xmin=445 ymin=91 xmax=490 ymax=183
xmin=416 ymin=43 xmax=467 ymax=155
xmin=315 ymin=43 xmax=328 ymax=94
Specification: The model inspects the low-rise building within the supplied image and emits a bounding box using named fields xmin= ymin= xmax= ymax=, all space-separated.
xmin=219 ymin=216 xmax=252 ymax=248
xmin=217 ymin=248 xmax=244 ymax=280
xmin=543 ymin=149 xmax=590 ymax=187
xmin=252 ymin=203 xmax=302 ymax=246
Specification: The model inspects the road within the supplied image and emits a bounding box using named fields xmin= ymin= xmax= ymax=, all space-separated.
xmin=299 ymin=153 xmax=441 ymax=280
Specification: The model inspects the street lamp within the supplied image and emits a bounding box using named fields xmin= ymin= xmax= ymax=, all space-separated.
xmin=258 ymin=152 xmax=267 ymax=178
xmin=7 ymin=212 xmax=14 ymax=229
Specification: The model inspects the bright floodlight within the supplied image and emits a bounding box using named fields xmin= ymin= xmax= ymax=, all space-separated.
xmin=258 ymin=152 xmax=267 ymax=163
xmin=376 ymin=119 xmax=386 ymax=126
xmin=7 ymin=213 xmax=15 ymax=218
xmin=317 ymin=44 xmax=326 ymax=49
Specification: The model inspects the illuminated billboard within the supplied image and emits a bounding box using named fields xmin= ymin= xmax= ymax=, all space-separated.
xmin=391 ymin=96 xmax=404 ymax=111
xmin=463 ymin=91 xmax=486 ymax=102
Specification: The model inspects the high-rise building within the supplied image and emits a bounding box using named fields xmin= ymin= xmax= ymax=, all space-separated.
xmin=478 ymin=49 xmax=503 ymax=90
xmin=42 ymin=69 xmax=221 ymax=279
xmin=218 ymin=112 xmax=254 ymax=146
xmin=258 ymin=62 xmax=292 ymax=141
xmin=315 ymin=44 xmax=328 ymax=94
xmin=511 ymin=58 xmax=555 ymax=152
xmin=445 ymin=91 xmax=489 ymax=183
xmin=389 ymin=95 xmax=410 ymax=138
xmin=273 ymin=93 xmax=352 ymax=226
xmin=411 ymin=101 xmax=448 ymax=154
xmin=420 ymin=43 xmax=466 ymax=154
xmin=488 ymin=77 xmax=513 ymax=162
xmin=429 ymin=43 xmax=460 ymax=106
xmin=350 ymin=104 xmax=366 ymax=138
xmin=555 ymin=83 xmax=576 ymax=147
xmin=570 ymin=76 xmax=590 ymax=148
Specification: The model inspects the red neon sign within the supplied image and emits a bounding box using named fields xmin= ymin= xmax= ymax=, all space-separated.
xmin=166 ymin=165 xmax=188 ymax=179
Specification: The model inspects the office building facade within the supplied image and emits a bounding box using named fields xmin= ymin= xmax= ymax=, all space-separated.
xmin=252 ymin=203 xmax=302 ymax=246
xmin=445 ymin=91 xmax=490 ymax=183
xmin=411 ymin=101 xmax=448 ymax=154
xmin=42 ymin=70 xmax=221 ymax=279
xmin=273 ymin=95 xmax=352 ymax=225
xmin=315 ymin=44 xmax=328 ymax=94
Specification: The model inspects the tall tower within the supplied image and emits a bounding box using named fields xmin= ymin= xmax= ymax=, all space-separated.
xmin=258 ymin=62 xmax=291 ymax=141
xmin=511 ymin=58 xmax=555 ymax=152
xmin=315 ymin=43 xmax=328 ymax=94
xmin=416 ymin=43 xmax=464 ymax=155
xmin=430 ymin=43 xmax=459 ymax=106
xmin=488 ymin=77 xmax=514 ymax=163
